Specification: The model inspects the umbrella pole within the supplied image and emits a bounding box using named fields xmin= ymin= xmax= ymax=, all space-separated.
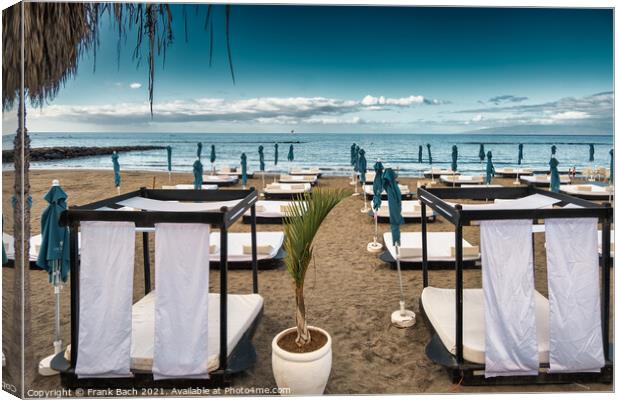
xmin=116 ymin=186 xmax=120 ymax=195
xmin=391 ymin=244 xmax=415 ymax=328
xmin=168 ymin=171 xmax=171 ymax=183
xmin=39 ymin=261 xmax=62 ymax=376
xmin=352 ymin=174 xmax=359 ymax=196
xmin=367 ymin=210 xmax=383 ymax=253
xmin=514 ymin=169 xmax=520 ymax=185
xmin=360 ymin=189 xmax=369 ymax=212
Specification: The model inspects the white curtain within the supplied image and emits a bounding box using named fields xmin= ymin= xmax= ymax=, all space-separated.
xmin=153 ymin=223 xmax=211 ymax=380
xmin=545 ymin=218 xmax=605 ymax=372
xmin=76 ymin=221 xmax=135 ymax=378
xmin=480 ymin=220 xmax=539 ymax=377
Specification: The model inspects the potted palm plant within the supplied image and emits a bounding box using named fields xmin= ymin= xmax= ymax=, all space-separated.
xmin=272 ymin=188 xmax=347 ymax=394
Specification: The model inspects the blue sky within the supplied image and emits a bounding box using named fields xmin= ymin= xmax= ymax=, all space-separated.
xmin=2 ymin=5 xmax=614 ymax=134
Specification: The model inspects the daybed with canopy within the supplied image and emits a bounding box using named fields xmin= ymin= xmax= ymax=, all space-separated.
xmin=242 ymin=200 xmax=307 ymax=224
xmin=559 ymin=183 xmax=612 ymax=200
xmin=263 ymin=182 xmax=312 ymax=199
xmin=494 ymin=167 xmax=533 ymax=178
xmin=520 ymin=174 xmax=571 ymax=186
xmin=278 ymin=174 xmax=318 ymax=186
xmin=416 ymin=184 xmax=613 ymax=385
xmin=439 ymin=175 xmax=485 ymax=186
xmin=51 ymin=187 xmax=264 ymax=388
xmin=424 ymin=168 xmax=460 ymax=179
xmin=290 ymin=167 xmax=322 ymax=177
xmin=363 ymin=184 xmax=413 ymax=200
xmin=369 ymin=200 xmax=437 ymax=223
xmin=202 ymin=174 xmax=239 ymax=186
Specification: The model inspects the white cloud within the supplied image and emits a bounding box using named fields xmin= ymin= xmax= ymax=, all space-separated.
xmin=548 ymin=111 xmax=589 ymax=121
xmin=471 ymin=114 xmax=484 ymax=122
xmin=129 ymin=82 xmax=142 ymax=89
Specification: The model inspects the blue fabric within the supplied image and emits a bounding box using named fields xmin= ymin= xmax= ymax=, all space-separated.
xmin=288 ymin=144 xmax=294 ymax=162
xmin=210 ymin=144 xmax=216 ymax=163
xmin=357 ymin=149 xmax=367 ymax=185
xmin=166 ymin=146 xmax=172 ymax=172
xmin=197 ymin=142 xmax=203 ymax=159
xmin=350 ymin=143 xmax=357 ymax=166
xmin=372 ymin=161 xmax=384 ymax=211
xmin=451 ymin=145 xmax=458 ymax=172
xmin=426 ymin=144 xmax=432 ymax=165
xmin=112 ymin=153 xmax=121 ymax=187
xmin=518 ymin=144 xmax=524 ymax=165
xmin=479 ymin=144 xmax=485 ymax=162
xmin=382 ymin=168 xmax=404 ymax=246
xmin=589 ymin=144 xmax=595 ymax=162
xmin=241 ymin=153 xmax=248 ymax=186
xmin=193 ymin=159 xmax=204 ymax=189
xmin=353 ymin=145 xmax=360 ymax=172
xmin=418 ymin=145 xmax=423 ymax=163
xmin=485 ymin=151 xmax=495 ymax=184
xmin=274 ymin=143 xmax=279 ymax=165
xmin=36 ymin=185 xmax=70 ymax=282
xmin=258 ymin=145 xmax=265 ymax=171
xmin=551 ymin=145 xmax=557 ymax=156
xmin=549 ymin=157 xmax=560 ymax=192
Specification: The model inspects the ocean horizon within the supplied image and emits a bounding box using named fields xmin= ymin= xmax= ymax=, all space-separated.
xmin=2 ymin=131 xmax=613 ymax=176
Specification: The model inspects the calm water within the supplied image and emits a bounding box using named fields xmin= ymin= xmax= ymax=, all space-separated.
xmin=2 ymin=132 xmax=614 ymax=176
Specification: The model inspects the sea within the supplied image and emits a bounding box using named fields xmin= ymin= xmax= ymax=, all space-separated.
xmin=1 ymin=132 xmax=614 ymax=176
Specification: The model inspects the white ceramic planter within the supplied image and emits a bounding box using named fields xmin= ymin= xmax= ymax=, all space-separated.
xmin=271 ymin=326 xmax=332 ymax=395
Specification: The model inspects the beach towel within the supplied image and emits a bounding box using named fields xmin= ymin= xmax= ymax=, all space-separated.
xmin=153 ymin=223 xmax=211 ymax=380
xmin=480 ymin=219 xmax=539 ymax=377
xmin=545 ymin=218 xmax=605 ymax=373
xmin=76 ymin=221 xmax=135 ymax=378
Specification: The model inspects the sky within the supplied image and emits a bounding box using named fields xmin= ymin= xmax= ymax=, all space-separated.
xmin=2 ymin=5 xmax=614 ymax=134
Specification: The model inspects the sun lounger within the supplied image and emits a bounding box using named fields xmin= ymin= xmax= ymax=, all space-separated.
xmin=278 ymin=174 xmax=318 ymax=185
xmin=217 ymin=166 xmax=255 ymax=178
xmin=201 ymin=175 xmax=239 ymax=186
xmin=263 ymin=183 xmax=312 ymax=200
xmin=424 ymin=168 xmax=460 ymax=178
xmin=242 ymin=200 xmax=307 ymax=224
xmin=369 ymin=200 xmax=436 ymax=223
xmin=520 ymin=174 xmax=571 ymax=187
xmin=290 ymin=167 xmax=322 ymax=177
xmin=440 ymin=175 xmax=484 ymax=186
xmin=494 ymin=167 xmax=533 ymax=178
xmin=208 ymin=231 xmax=285 ymax=269
xmin=2 ymin=232 xmax=43 ymax=269
xmin=560 ymin=184 xmax=612 ymax=200
xmin=421 ymin=286 xmax=550 ymax=365
xmin=380 ymin=231 xmax=480 ymax=269
xmin=130 ymin=291 xmax=263 ymax=373
xmin=162 ymin=184 xmax=218 ymax=190
xmin=363 ymin=184 xmax=412 ymax=200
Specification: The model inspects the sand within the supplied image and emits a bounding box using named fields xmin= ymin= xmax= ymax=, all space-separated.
xmin=1 ymin=169 xmax=613 ymax=394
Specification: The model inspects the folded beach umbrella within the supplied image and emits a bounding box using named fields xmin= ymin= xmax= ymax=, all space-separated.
xmin=551 ymin=145 xmax=557 ymax=157
xmin=610 ymin=149 xmax=614 ymax=184
xmin=451 ymin=145 xmax=458 ymax=172
xmin=383 ymin=168 xmax=414 ymax=328
xmin=418 ymin=145 xmax=423 ymax=163
xmin=589 ymin=144 xmax=595 ymax=162
xmin=426 ymin=143 xmax=432 ymax=165
xmin=478 ymin=144 xmax=485 ymax=163
xmin=166 ymin=146 xmax=172 ymax=181
xmin=350 ymin=143 xmax=357 ymax=166
xmin=197 ymin=142 xmax=203 ymax=160
xmin=549 ymin=156 xmax=560 ymax=193
xmin=241 ymin=153 xmax=248 ymax=188
xmin=372 ymin=161 xmax=384 ymax=211
xmin=518 ymin=143 xmax=524 ymax=165
xmin=111 ymin=151 xmax=121 ymax=193
xmin=2 ymin=240 xmax=6 ymax=265
xmin=193 ymin=158 xmax=204 ymax=190
xmin=288 ymin=144 xmax=294 ymax=162
xmin=274 ymin=143 xmax=279 ymax=165
xmin=36 ymin=180 xmax=70 ymax=375
xmin=358 ymin=149 xmax=367 ymax=185
xmin=210 ymin=144 xmax=216 ymax=164
xmin=485 ymin=151 xmax=495 ymax=185
xmin=258 ymin=145 xmax=265 ymax=172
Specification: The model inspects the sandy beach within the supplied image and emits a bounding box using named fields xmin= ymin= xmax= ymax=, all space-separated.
xmin=2 ymin=169 xmax=613 ymax=394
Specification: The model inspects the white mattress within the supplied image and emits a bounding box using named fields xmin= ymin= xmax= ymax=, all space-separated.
xmin=383 ymin=232 xmax=480 ymax=262
xmin=202 ymin=175 xmax=239 ymax=184
xmin=290 ymin=168 xmax=320 ymax=175
xmin=278 ymin=175 xmax=317 ymax=184
xmin=162 ymin=184 xmax=218 ymax=190
xmin=495 ymin=168 xmax=533 ymax=175
xmin=425 ymin=169 xmax=460 ymax=175
xmin=520 ymin=175 xmax=571 ymax=185
xmin=448 ymin=194 xmax=561 ymax=211
xmin=375 ymin=200 xmax=436 ymax=219
xmin=363 ymin=184 xmax=410 ymax=196
xmin=560 ymin=184 xmax=612 ymax=198
xmin=421 ymin=286 xmax=550 ymax=365
xmin=264 ymin=183 xmax=311 ymax=194
xmin=118 ymin=197 xmax=243 ymax=212
xmin=3 ymin=232 xmax=41 ymax=262
xmin=209 ymin=231 xmax=284 ymax=262
xmin=461 ymin=184 xmax=503 ymax=188
xmin=440 ymin=175 xmax=484 ymax=185
xmin=243 ymin=201 xmax=307 ymax=218
xmin=131 ymin=291 xmax=263 ymax=372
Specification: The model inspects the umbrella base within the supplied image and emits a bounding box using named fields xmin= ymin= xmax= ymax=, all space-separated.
xmin=391 ymin=309 xmax=416 ymax=328
xmin=351 ymin=192 xmax=360 ymax=197
xmin=360 ymin=206 xmax=370 ymax=213
xmin=367 ymin=241 xmax=383 ymax=253
xmin=39 ymin=353 xmax=60 ymax=376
